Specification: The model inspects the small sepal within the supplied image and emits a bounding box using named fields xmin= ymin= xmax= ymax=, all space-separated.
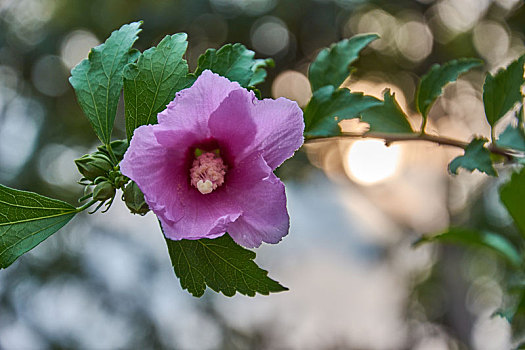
xmin=74 ymin=153 xmax=113 ymax=181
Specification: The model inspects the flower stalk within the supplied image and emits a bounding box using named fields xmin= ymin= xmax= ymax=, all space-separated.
xmin=305 ymin=131 xmax=522 ymax=160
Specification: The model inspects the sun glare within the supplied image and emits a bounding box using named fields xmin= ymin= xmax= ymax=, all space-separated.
xmin=345 ymin=139 xmax=402 ymax=185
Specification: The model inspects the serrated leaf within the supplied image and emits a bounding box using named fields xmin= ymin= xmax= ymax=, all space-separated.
xmin=249 ymin=58 xmax=274 ymax=87
xmin=359 ymin=89 xmax=413 ymax=134
xmin=500 ymin=168 xmax=525 ymax=237
xmin=483 ymin=55 xmax=525 ymax=127
xmin=416 ymin=58 xmax=483 ymax=121
xmin=415 ymin=227 xmax=521 ymax=267
xmin=497 ymin=124 xmax=525 ymax=152
xmin=194 ymin=44 xmax=271 ymax=88
xmin=165 ymin=232 xmax=287 ymax=297
xmin=303 ymin=85 xmax=382 ymax=138
xmin=0 ymin=185 xmax=78 ymax=268
xmin=123 ymin=33 xmax=191 ymax=141
xmin=448 ymin=137 xmax=497 ymax=176
xmin=69 ymin=22 xmax=142 ymax=144
xmin=309 ymin=34 xmax=379 ymax=92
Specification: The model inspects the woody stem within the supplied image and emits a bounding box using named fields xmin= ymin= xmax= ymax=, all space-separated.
xmin=305 ymin=132 xmax=519 ymax=160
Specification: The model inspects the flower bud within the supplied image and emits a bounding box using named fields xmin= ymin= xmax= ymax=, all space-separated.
xmin=75 ymin=153 xmax=113 ymax=181
xmin=97 ymin=139 xmax=128 ymax=163
xmin=122 ymin=181 xmax=149 ymax=215
xmin=114 ymin=175 xmax=128 ymax=189
xmin=92 ymin=181 xmax=116 ymax=201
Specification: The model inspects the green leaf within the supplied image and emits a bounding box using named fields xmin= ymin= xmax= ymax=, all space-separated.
xmin=416 ymin=58 xmax=483 ymax=122
xmin=308 ymin=34 xmax=379 ymax=92
xmin=497 ymin=124 xmax=525 ymax=152
xmin=359 ymin=89 xmax=413 ymax=134
xmin=193 ymin=44 xmax=272 ymax=88
xmin=123 ymin=33 xmax=191 ymax=141
xmin=483 ymin=54 xmax=525 ymax=127
xmin=448 ymin=137 xmax=497 ymax=176
xmin=0 ymin=185 xmax=78 ymax=269
xmin=249 ymin=58 xmax=274 ymax=87
xmin=500 ymin=168 xmax=525 ymax=236
xmin=415 ymin=227 xmax=522 ymax=267
xmin=303 ymin=85 xmax=382 ymax=138
xmin=165 ymin=233 xmax=288 ymax=297
xmin=70 ymin=21 xmax=142 ymax=144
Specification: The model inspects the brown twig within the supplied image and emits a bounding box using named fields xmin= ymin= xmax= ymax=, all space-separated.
xmin=305 ymin=132 xmax=521 ymax=160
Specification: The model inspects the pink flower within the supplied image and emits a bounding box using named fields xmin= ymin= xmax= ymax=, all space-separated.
xmin=120 ymin=70 xmax=304 ymax=248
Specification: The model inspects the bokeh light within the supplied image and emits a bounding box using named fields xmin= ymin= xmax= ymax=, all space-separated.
xmin=60 ymin=30 xmax=100 ymax=70
xmin=251 ymin=16 xmax=289 ymax=56
xmin=395 ymin=21 xmax=434 ymax=63
xmin=344 ymin=140 xmax=402 ymax=185
xmin=37 ymin=144 xmax=85 ymax=187
xmin=271 ymin=70 xmax=311 ymax=107
xmin=435 ymin=0 xmax=490 ymax=34
xmin=2 ymin=0 xmax=56 ymax=46
xmin=0 ymin=65 xmax=19 ymax=103
xmin=0 ymin=97 xmax=43 ymax=181
xmin=210 ymin=0 xmax=276 ymax=16
xmin=473 ymin=20 xmax=510 ymax=65
xmin=353 ymin=9 xmax=398 ymax=53
xmin=32 ymin=55 xmax=69 ymax=97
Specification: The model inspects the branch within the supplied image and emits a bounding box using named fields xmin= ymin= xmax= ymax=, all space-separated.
xmin=305 ymin=132 xmax=522 ymax=160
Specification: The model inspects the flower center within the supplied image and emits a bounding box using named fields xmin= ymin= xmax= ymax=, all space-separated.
xmin=189 ymin=151 xmax=227 ymax=194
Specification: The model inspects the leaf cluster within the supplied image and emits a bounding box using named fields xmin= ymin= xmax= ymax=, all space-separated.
xmin=303 ymin=34 xmax=525 ymax=334
xmin=303 ymin=34 xmax=422 ymax=139
xmin=411 ymin=52 xmax=525 ymax=332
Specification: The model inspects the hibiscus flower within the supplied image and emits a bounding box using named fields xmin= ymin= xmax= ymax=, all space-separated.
xmin=120 ymin=70 xmax=304 ymax=248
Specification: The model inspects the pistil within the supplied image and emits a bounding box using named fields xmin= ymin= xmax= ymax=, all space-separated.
xmin=189 ymin=151 xmax=227 ymax=194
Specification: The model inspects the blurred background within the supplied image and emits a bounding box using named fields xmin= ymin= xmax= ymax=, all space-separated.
xmin=1 ymin=0 xmax=524 ymax=349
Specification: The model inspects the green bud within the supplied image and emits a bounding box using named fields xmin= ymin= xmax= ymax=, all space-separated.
xmin=98 ymin=140 xmax=128 ymax=162
xmin=114 ymin=175 xmax=128 ymax=189
xmin=106 ymin=169 xmax=128 ymax=189
xmin=92 ymin=181 xmax=116 ymax=202
xmin=122 ymin=181 xmax=149 ymax=215
xmin=75 ymin=153 xmax=113 ymax=181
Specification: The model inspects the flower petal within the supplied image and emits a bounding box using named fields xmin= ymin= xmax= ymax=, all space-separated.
xmin=157 ymin=70 xmax=242 ymax=138
xmin=208 ymin=89 xmax=257 ymax=165
xmin=250 ymin=97 xmax=304 ymax=170
xmin=120 ymin=124 xmax=192 ymax=224
xmin=226 ymin=154 xmax=290 ymax=248
xmin=122 ymin=124 xmax=243 ymax=240
xmin=160 ymin=187 xmax=242 ymax=240
xmin=122 ymin=71 xmax=299 ymax=247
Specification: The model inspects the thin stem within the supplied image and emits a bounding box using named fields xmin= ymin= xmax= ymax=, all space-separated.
xmin=105 ymin=142 xmax=119 ymax=166
xmin=76 ymin=198 xmax=98 ymax=212
xmin=305 ymin=132 xmax=519 ymax=160
xmin=420 ymin=117 xmax=428 ymax=135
